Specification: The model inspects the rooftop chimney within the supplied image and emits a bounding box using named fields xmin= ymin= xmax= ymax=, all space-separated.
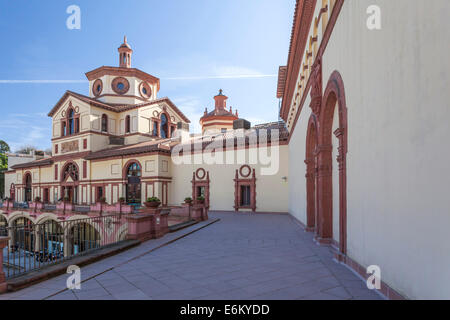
xmin=233 ymin=119 xmax=251 ymax=130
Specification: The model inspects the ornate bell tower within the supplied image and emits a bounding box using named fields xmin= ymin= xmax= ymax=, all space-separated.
xmin=118 ymin=36 xmax=133 ymax=68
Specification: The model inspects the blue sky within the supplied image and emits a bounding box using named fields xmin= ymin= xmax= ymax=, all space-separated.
xmin=0 ymin=0 xmax=294 ymax=151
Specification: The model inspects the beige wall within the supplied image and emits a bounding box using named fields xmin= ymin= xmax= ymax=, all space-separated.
xmin=288 ymin=0 xmax=450 ymax=299
xmin=170 ymin=145 xmax=289 ymax=212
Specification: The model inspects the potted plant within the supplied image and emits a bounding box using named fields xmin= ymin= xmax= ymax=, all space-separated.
xmin=34 ymin=196 xmax=41 ymax=203
xmin=99 ymin=197 xmax=107 ymax=204
xmin=144 ymin=197 xmax=161 ymax=208
xmin=196 ymin=196 xmax=205 ymax=204
xmin=184 ymin=197 xmax=193 ymax=204
xmin=118 ymin=197 xmax=126 ymax=204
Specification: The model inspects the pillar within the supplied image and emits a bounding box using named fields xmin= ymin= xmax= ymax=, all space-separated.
xmin=0 ymin=237 xmax=10 ymax=293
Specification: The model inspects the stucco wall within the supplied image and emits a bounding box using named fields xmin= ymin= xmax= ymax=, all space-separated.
xmin=316 ymin=0 xmax=450 ymax=299
xmin=170 ymin=145 xmax=289 ymax=212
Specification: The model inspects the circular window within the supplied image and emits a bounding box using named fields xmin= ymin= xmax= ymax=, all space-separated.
xmin=139 ymin=81 xmax=152 ymax=99
xmin=196 ymin=168 xmax=206 ymax=180
xmin=92 ymin=79 xmax=103 ymax=97
xmin=112 ymin=77 xmax=130 ymax=95
xmin=239 ymin=165 xmax=252 ymax=178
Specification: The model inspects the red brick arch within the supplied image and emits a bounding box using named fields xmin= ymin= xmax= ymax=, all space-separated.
xmin=316 ymin=70 xmax=348 ymax=256
xmin=122 ymin=159 xmax=143 ymax=180
xmin=305 ymin=115 xmax=319 ymax=232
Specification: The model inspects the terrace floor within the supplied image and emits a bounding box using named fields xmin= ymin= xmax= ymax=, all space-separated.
xmin=0 ymin=212 xmax=382 ymax=300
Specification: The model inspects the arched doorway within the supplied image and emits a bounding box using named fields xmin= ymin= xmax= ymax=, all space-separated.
xmin=125 ymin=161 xmax=142 ymax=205
xmin=61 ymin=162 xmax=79 ymax=204
xmin=70 ymin=222 xmax=100 ymax=255
xmin=24 ymin=173 xmax=32 ymax=202
xmin=37 ymin=220 xmax=64 ymax=258
xmin=317 ymin=71 xmax=348 ymax=256
xmin=305 ymin=116 xmax=319 ymax=232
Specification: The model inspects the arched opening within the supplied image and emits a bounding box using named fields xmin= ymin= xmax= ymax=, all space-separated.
xmin=36 ymin=220 xmax=64 ymax=261
xmin=305 ymin=116 xmax=319 ymax=231
xmin=0 ymin=215 xmax=7 ymax=236
xmin=160 ymin=113 xmax=168 ymax=138
xmin=125 ymin=161 xmax=142 ymax=205
xmin=61 ymin=162 xmax=79 ymax=204
xmin=69 ymin=222 xmax=100 ymax=255
xmin=24 ymin=173 xmax=32 ymax=202
xmin=101 ymin=114 xmax=108 ymax=132
xmin=68 ymin=109 xmax=75 ymax=135
xmin=317 ymin=71 xmax=348 ymax=256
xmin=11 ymin=217 xmax=35 ymax=253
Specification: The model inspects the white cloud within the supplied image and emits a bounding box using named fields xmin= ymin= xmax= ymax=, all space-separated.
xmin=162 ymin=65 xmax=276 ymax=80
xmin=0 ymin=113 xmax=51 ymax=152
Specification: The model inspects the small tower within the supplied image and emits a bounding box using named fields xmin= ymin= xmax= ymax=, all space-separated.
xmin=118 ymin=36 xmax=133 ymax=68
xmin=214 ymin=89 xmax=228 ymax=110
xmin=200 ymin=89 xmax=239 ymax=134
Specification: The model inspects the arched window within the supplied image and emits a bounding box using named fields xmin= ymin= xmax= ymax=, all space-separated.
xmin=24 ymin=174 xmax=32 ymax=202
xmin=68 ymin=109 xmax=75 ymax=135
xmin=126 ymin=162 xmax=141 ymax=205
xmin=125 ymin=115 xmax=131 ymax=133
xmin=160 ymin=114 xmax=168 ymax=138
xmin=101 ymin=114 xmax=108 ymax=132
xmin=63 ymin=163 xmax=79 ymax=181
xmin=127 ymin=162 xmax=141 ymax=177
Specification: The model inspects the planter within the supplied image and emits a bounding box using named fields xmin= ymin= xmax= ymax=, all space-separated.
xmin=184 ymin=200 xmax=193 ymax=205
xmin=144 ymin=201 xmax=161 ymax=208
xmin=196 ymin=200 xmax=205 ymax=205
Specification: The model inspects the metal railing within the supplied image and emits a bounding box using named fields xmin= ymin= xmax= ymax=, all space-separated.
xmin=2 ymin=215 xmax=127 ymax=279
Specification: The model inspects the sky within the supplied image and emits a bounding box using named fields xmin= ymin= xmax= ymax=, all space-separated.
xmin=0 ymin=0 xmax=295 ymax=152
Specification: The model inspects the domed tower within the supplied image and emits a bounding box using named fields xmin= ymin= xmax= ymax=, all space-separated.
xmin=118 ymin=36 xmax=133 ymax=68
xmin=200 ymin=89 xmax=239 ymax=134
xmin=85 ymin=36 xmax=160 ymax=105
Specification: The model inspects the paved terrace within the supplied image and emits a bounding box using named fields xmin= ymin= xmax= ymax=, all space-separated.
xmin=0 ymin=212 xmax=381 ymax=300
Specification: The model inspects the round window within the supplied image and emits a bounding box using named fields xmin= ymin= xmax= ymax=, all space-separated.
xmin=92 ymin=79 xmax=103 ymax=97
xmin=112 ymin=77 xmax=130 ymax=95
xmin=139 ymin=81 xmax=152 ymax=99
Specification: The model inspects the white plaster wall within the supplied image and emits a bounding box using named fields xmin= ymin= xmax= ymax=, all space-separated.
xmin=170 ymin=146 xmax=289 ymax=212
xmin=288 ymin=93 xmax=311 ymax=224
xmin=320 ymin=0 xmax=450 ymax=299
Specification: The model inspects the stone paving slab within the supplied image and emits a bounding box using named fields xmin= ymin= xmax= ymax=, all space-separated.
xmin=1 ymin=213 xmax=383 ymax=300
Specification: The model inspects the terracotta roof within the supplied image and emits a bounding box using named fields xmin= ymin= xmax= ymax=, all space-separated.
xmin=11 ymin=158 xmax=54 ymax=170
xmin=176 ymin=121 xmax=289 ymax=151
xmin=280 ymin=0 xmax=316 ymax=120
xmin=85 ymin=66 xmax=160 ymax=90
xmin=201 ymin=109 xmax=237 ymax=120
xmin=47 ymin=91 xmax=190 ymax=123
xmin=84 ymin=140 xmax=172 ymax=160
